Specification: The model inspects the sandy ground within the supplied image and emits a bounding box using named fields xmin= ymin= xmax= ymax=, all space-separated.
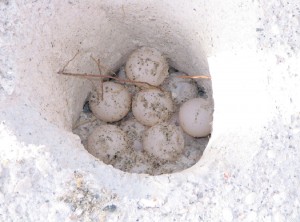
xmin=1 ymin=0 xmax=300 ymax=221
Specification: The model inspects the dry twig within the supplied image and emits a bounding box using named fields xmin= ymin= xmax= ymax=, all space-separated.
xmin=57 ymin=52 xmax=164 ymax=90
xmin=90 ymin=55 xmax=104 ymax=100
xmin=176 ymin=75 xmax=210 ymax=79
xmin=58 ymin=50 xmax=80 ymax=74
xmin=57 ymin=52 xmax=211 ymax=94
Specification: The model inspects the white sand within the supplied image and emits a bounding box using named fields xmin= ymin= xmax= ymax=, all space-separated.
xmin=1 ymin=0 xmax=300 ymax=221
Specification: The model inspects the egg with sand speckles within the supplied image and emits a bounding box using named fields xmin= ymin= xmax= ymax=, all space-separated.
xmin=143 ymin=123 xmax=184 ymax=161
xmin=87 ymin=125 xmax=128 ymax=164
xmin=125 ymin=47 xmax=169 ymax=86
xmin=132 ymin=88 xmax=173 ymax=126
xmin=89 ymin=82 xmax=131 ymax=122
xmin=120 ymin=118 xmax=148 ymax=151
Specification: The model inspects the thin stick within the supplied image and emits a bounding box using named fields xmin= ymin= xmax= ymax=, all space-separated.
xmin=57 ymin=71 xmax=162 ymax=89
xmin=176 ymin=75 xmax=211 ymax=79
xmin=58 ymin=52 xmax=209 ymax=91
xmin=59 ymin=50 xmax=80 ymax=73
xmin=90 ymin=55 xmax=104 ymax=100
xmin=90 ymin=56 xmax=118 ymax=77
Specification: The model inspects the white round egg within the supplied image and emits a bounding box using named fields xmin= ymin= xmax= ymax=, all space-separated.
xmin=179 ymin=98 xmax=213 ymax=137
xmin=132 ymin=88 xmax=173 ymax=126
xmin=120 ymin=118 xmax=148 ymax=151
xmin=143 ymin=123 xmax=184 ymax=161
xmin=89 ymin=81 xmax=131 ymax=122
xmin=125 ymin=47 xmax=169 ymax=86
xmin=162 ymin=72 xmax=198 ymax=105
xmin=87 ymin=125 xmax=128 ymax=164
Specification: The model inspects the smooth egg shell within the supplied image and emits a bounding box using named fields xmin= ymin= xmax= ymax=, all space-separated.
xmin=179 ymin=98 xmax=213 ymax=137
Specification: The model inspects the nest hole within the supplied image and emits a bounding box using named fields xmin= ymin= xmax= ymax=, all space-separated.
xmin=72 ymin=57 xmax=213 ymax=175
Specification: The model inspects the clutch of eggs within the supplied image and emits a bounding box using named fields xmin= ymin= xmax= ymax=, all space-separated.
xmin=86 ymin=46 xmax=213 ymax=165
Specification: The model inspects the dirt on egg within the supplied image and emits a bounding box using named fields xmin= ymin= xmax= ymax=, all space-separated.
xmin=73 ymin=47 xmax=212 ymax=175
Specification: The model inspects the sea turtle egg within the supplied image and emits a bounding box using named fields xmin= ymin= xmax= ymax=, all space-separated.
xmin=87 ymin=125 xmax=128 ymax=164
xmin=132 ymin=88 xmax=173 ymax=126
xmin=179 ymin=98 xmax=213 ymax=137
xmin=89 ymin=81 xmax=131 ymax=122
xmin=143 ymin=123 xmax=184 ymax=161
xmin=125 ymin=47 xmax=169 ymax=86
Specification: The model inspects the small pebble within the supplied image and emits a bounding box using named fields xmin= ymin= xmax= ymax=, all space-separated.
xmin=103 ymin=204 xmax=117 ymax=212
xmin=138 ymin=198 xmax=159 ymax=208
